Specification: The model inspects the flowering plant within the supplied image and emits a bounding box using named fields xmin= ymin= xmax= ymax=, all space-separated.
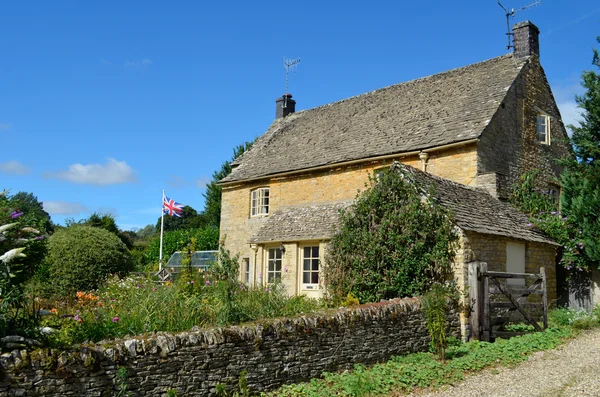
xmin=511 ymin=172 xmax=588 ymax=270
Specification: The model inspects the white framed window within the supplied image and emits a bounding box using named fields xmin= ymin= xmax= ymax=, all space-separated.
xmin=242 ymin=258 xmax=250 ymax=284
xmin=536 ymin=114 xmax=550 ymax=144
xmin=302 ymin=246 xmax=320 ymax=288
xmin=267 ymin=247 xmax=282 ymax=283
xmin=251 ymin=188 xmax=270 ymax=217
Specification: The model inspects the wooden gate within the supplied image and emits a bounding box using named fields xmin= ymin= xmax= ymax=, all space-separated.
xmin=468 ymin=262 xmax=548 ymax=342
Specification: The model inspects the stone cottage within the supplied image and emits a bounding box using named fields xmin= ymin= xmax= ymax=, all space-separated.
xmin=218 ymin=21 xmax=569 ymax=302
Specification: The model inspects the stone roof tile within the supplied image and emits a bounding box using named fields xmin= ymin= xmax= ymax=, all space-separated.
xmin=223 ymin=54 xmax=527 ymax=183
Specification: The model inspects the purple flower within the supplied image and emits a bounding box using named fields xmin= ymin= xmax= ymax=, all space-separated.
xmin=205 ymin=280 xmax=211 ymax=285
xmin=551 ymin=211 xmax=557 ymax=215
xmin=527 ymin=223 xmax=533 ymax=227
xmin=190 ymin=280 xmax=194 ymax=285
xmin=74 ymin=315 xmax=80 ymax=321
xmin=35 ymin=236 xmax=45 ymax=240
xmin=10 ymin=211 xmax=23 ymax=219
xmin=112 ymin=317 xmax=119 ymax=323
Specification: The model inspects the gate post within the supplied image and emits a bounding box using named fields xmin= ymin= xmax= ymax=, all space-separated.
xmin=481 ymin=262 xmax=490 ymax=342
xmin=468 ymin=262 xmax=480 ymax=340
xmin=541 ymin=267 xmax=548 ymax=329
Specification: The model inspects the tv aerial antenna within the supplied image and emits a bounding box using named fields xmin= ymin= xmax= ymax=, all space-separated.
xmin=498 ymin=0 xmax=541 ymax=50
xmin=283 ymin=57 xmax=300 ymax=108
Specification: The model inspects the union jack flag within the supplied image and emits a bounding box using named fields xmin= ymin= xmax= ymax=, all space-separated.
xmin=163 ymin=194 xmax=184 ymax=217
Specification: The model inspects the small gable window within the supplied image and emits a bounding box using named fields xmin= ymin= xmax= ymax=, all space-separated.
xmin=536 ymin=114 xmax=550 ymax=144
xmin=250 ymin=187 xmax=269 ymax=216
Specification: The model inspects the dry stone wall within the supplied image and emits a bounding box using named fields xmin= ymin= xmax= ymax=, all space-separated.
xmin=0 ymin=297 xmax=459 ymax=397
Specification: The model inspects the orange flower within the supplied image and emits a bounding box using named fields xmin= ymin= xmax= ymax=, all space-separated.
xmin=50 ymin=308 xmax=58 ymax=315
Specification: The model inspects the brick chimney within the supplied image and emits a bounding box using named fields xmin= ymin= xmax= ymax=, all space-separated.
xmin=275 ymin=94 xmax=296 ymax=119
xmin=513 ymin=21 xmax=540 ymax=58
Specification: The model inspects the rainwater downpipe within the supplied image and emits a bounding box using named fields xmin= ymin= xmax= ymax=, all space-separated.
xmin=419 ymin=151 xmax=430 ymax=172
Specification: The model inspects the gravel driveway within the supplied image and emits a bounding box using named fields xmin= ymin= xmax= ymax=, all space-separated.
xmin=407 ymin=328 xmax=600 ymax=397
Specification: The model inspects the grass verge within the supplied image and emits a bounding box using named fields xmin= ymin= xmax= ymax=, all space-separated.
xmin=263 ymin=319 xmax=589 ymax=397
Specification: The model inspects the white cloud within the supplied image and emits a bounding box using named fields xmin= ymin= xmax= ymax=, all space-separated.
xmin=43 ymin=201 xmax=88 ymax=215
xmin=557 ymin=101 xmax=582 ymax=131
xmin=124 ymin=58 xmax=153 ymax=68
xmin=0 ymin=160 xmax=29 ymax=175
xmin=45 ymin=158 xmax=137 ymax=185
xmin=167 ymin=175 xmax=188 ymax=189
xmin=0 ymin=123 xmax=13 ymax=131
xmin=134 ymin=207 xmax=161 ymax=215
xmin=553 ymin=81 xmax=584 ymax=133
xmin=196 ymin=176 xmax=212 ymax=189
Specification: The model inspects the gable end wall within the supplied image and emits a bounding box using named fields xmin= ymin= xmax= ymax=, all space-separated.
xmin=478 ymin=57 xmax=571 ymax=198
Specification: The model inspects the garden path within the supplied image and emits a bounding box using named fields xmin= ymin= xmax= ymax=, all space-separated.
xmin=406 ymin=328 xmax=600 ymax=397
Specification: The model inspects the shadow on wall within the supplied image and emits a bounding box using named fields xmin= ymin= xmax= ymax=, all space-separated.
xmin=557 ymin=266 xmax=595 ymax=311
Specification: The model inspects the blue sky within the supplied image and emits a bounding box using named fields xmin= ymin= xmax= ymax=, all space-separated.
xmin=1 ymin=1 xmax=599 ymax=231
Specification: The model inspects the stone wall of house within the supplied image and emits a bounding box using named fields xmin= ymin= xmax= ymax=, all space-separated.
xmin=478 ymin=56 xmax=571 ymax=199
xmin=220 ymin=144 xmax=478 ymax=287
xmin=0 ymin=298 xmax=460 ymax=397
xmin=461 ymin=232 xmax=557 ymax=305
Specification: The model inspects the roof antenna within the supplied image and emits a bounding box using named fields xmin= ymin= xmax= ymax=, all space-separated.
xmin=498 ymin=0 xmax=541 ymax=50
xmin=283 ymin=57 xmax=300 ymax=108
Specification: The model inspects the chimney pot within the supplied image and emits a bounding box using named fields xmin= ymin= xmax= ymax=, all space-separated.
xmin=513 ymin=20 xmax=540 ymax=58
xmin=275 ymin=94 xmax=296 ymax=119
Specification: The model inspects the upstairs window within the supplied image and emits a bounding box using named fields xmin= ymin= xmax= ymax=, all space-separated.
xmin=536 ymin=114 xmax=550 ymax=144
xmin=251 ymin=188 xmax=269 ymax=216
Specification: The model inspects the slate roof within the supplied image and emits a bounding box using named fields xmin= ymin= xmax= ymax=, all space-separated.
xmin=223 ymin=54 xmax=528 ymax=183
xmin=394 ymin=163 xmax=557 ymax=245
xmin=249 ymin=201 xmax=352 ymax=244
xmin=249 ymin=164 xmax=557 ymax=246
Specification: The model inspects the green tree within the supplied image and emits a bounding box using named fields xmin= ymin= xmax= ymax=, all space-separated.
xmin=202 ymin=142 xmax=252 ymax=228
xmin=47 ymin=225 xmax=134 ymax=294
xmin=561 ymin=35 xmax=600 ymax=266
xmin=80 ymin=212 xmax=134 ymax=249
xmin=325 ymin=166 xmax=458 ymax=304
xmin=155 ymin=205 xmax=208 ymax=232
xmin=10 ymin=192 xmax=54 ymax=234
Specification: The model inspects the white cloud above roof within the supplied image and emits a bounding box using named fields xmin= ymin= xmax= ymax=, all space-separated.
xmin=45 ymin=158 xmax=137 ymax=186
xmin=43 ymin=201 xmax=88 ymax=215
xmin=0 ymin=160 xmax=29 ymax=175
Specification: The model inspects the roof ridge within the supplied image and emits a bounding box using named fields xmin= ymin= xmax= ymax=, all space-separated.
xmin=292 ymin=53 xmax=525 ymax=116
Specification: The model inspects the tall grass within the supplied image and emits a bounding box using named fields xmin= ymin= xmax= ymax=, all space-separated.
xmin=36 ymin=273 xmax=323 ymax=346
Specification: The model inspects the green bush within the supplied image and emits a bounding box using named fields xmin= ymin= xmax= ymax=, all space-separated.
xmin=422 ymin=284 xmax=452 ymax=361
xmin=325 ymin=164 xmax=458 ymax=303
xmin=47 ymin=225 xmax=133 ymax=294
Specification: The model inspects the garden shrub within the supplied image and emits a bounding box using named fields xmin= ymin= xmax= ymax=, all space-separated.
xmin=422 ymin=284 xmax=452 ymax=361
xmin=47 ymin=225 xmax=133 ymax=294
xmin=325 ymin=164 xmax=458 ymax=303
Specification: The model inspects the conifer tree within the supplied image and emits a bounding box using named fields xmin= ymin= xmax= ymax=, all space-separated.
xmin=561 ymin=35 xmax=600 ymax=265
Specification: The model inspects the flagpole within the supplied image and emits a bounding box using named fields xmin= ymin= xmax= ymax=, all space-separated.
xmin=159 ymin=189 xmax=165 ymax=271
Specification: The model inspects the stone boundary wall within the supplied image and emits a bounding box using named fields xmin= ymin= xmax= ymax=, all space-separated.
xmin=0 ymin=297 xmax=460 ymax=397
